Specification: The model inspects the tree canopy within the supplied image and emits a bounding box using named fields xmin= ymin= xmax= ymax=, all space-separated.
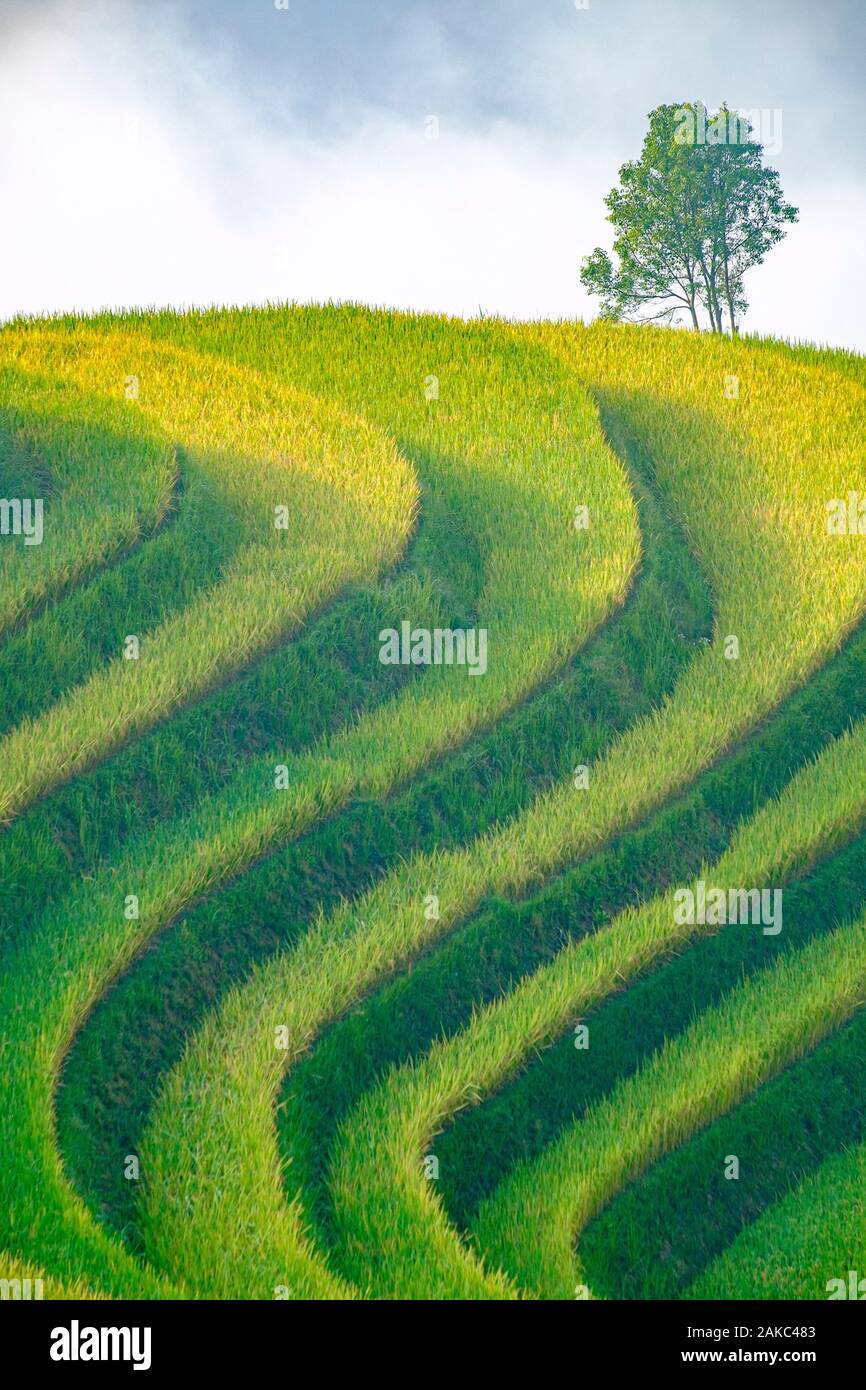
xmin=580 ymin=102 xmax=798 ymax=333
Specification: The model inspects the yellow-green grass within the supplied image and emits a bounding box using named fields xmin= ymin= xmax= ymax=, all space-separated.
xmin=0 ymin=326 xmax=416 ymax=826
xmin=687 ymin=1136 xmax=866 ymax=1301
xmin=0 ymin=316 xmax=415 ymax=1298
xmin=471 ymin=913 xmax=866 ymax=1301
xmin=53 ymin=401 xmax=709 ymax=1255
xmin=328 ymin=714 xmax=866 ymax=1297
xmin=127 ymin=324 xmax=637 ymax=1300
xmin=138 ymin=320 xmax=866 ymax=1300
xmin=3 ymin=309 xmax=864 ymax=1304
xmin=0 ymin=575 xmax=442 ymax=939
xmin=271 ymin=619 xmax=866 ymax=1268
xmin=0 ymin=350 xmax=175 ymax=634
xmin=571 ymin=988 xmax=866 ymax=1301
xmin=0 ymin=310 xmax=635 ymax=1299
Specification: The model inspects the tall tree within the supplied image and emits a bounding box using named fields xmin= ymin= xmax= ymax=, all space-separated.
xmin=580 ymin=102 xmax=798 ymax=333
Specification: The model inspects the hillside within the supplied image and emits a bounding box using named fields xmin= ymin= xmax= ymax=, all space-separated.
xmin=1 ymin=307 xmax=865 ymax=1300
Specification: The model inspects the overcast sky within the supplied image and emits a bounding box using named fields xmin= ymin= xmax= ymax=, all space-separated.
xmin=1 ymin=0 xmax=863 ymax=347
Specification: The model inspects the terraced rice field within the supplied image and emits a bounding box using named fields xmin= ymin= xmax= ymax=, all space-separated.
xmin=1 ymin=306 xmax=864 ymax=1301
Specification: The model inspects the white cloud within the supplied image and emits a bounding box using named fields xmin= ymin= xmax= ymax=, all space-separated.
xmin=0 ymin=2 xmax=608 ymax=321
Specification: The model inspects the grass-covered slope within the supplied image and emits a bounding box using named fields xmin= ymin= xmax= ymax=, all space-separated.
xmin=0 ymin=305 xmax=863 ymax=1301
xmin=0 ymin=308 xmax=636 ymax=1298
xmin=147 ymin=320 xmax=866 ymax=1299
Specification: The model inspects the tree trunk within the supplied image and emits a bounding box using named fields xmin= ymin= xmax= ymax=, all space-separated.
xmin=721 ymin=250 xmax=738 ymax=336
xmin=698 ymin=257 xmax=723 ymax=333
xmin=726 ymin=293 xmax=737 ymax=336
